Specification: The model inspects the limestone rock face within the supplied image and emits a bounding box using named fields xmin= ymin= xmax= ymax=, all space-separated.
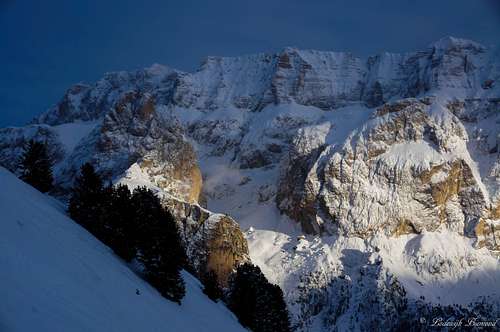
xmin=362 ymin=37 xmax=489 ymax=105
xmin=111 ymin=159 xmax=250 ymax=286
xmin=162 ymin=196 xmax=250 ymax=286
xmin=29 ymin=90 xmax=199 ymax=203
xmin=268 ymin=48 xmax=365 ymax=109
xmin=36 ymin=65 xmax=177 ymax=126
xmin=276 ymin=98 xmax=498 ymax=249
xmin=276 ymin=123 xmax=329 ymax=234
xmin=475 ymin=217 xmax=500 ymax=253
xmin=92 ymin=91 xmax=202 ymax=202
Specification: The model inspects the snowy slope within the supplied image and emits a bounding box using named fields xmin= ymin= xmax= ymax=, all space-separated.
xmin=0 ymin=167 xmax=245 ymax=332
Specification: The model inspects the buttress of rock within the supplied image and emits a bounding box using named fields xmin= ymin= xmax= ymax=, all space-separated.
xmin=276 ymin=98 xmax=499 ymax=252
xmin=162 ymin=196 xmax=250 ymax=286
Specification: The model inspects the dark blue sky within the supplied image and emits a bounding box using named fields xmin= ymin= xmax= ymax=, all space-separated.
xmin=1 ymin=0 xmax=499 ymax=127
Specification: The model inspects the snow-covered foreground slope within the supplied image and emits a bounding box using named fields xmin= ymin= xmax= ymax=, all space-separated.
xmin=0 ymin=168 xmax=245 ymax=332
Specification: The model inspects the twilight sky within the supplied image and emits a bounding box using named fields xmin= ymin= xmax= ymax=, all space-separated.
xmin=1 ymin=0 xmax=499 ymax=127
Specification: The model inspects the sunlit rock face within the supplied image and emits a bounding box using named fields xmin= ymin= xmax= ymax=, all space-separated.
xmin=162 ymin=196 xmax=250 ymax=286
xmin=276 ymin=98 xmax=496 ymax=249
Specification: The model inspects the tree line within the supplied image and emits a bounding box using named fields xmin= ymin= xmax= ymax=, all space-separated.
xmin=18 ymin=140 xmax=186 ymax=302
xmin=68 ymin=163 xmax=186 ymax=303
xmin=17 ymin=139 xmax=291 ymax=331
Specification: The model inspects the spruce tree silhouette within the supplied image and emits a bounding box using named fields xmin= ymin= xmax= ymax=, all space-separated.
xmin=202 ymin=270 xmax=223 ymax=302
xmin=68 ymin=163 xmax=104 ymax=236
xmin=69 ymin=180 xmax=186 ymax=304
xmin=18 ymin=139 xmax=53 ymax=193
xmin=106 ymin=184 xmax=136 ymax=262
xmin=132 ymin=187 xmax=186 ymax=304
xmin=229 ymin=263 xmax=291 ymax=332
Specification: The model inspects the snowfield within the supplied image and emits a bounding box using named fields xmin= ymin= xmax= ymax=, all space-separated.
xmin=0 ymin=167 xmax=245 ymax=332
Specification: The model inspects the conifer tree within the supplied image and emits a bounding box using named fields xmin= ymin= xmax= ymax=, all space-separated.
xmin=229 ymin=263 xmax=291 ymax=332
xmin=67 ymin=169 xmax=187 ymax=303
xmin=97 ymin=183 xmax=116 ymax=245
xmin=18 ymin=139 xmax=53 ymax=193
xmin=270 ymin=284 xmax=291 ymax=332
xmin=228 ymin=263 xmax=265 ymax=329
xmin=255 ymin=283 xmax=291 ymax=332
xmin=202 ymin=270 xmax=223 ymax=302
xmin=147 ymin=264 xmax=185 ymax=304
xmin=68 ymin=163 xmax=104 ymax=235
xmin=132 ymin=187 xmax=186 ymax=303
xmin=107 ymin=184 xmax=136 ymax=261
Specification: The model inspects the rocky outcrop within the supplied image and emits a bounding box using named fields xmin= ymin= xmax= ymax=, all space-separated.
xmin=0 ymin=68 xmax=248 ymax=287
xmin=276 ymin=123 xmax=329 ymax=234
xmin=474 ymin=218 xmax=500 ymax=253
xmin=46 ymin=91 xmax=202 ymax=203
xmin=268 ymin=48 xmax=365 ymax=110
xmin=162 ymin=196 xmax=250 ymax=286
xmin=363 ymin=37 xmax=488 ymax=104
xmin=277 ymin=98 xmax=496 ymax=247
xmin=36 ymin=65 xmax=176 ymax=126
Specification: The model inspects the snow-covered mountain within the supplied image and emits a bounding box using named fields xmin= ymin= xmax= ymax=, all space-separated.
xmin=0 ymin=167 xmax=245 ymax=332
xmin=1 ymin=36 xmax=499 ymax=330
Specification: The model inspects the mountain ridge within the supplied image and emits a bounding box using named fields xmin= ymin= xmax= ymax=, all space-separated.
xmin=32 ymin=36 xmax=498 ymax=126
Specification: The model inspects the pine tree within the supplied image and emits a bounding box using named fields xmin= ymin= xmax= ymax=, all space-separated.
xmin=229 ymin=263 xmax=291 ymax=332
xmin=228 ymin=263 xmax=265 ymax=329
xmin=97 ymin=183 xmax=116 ymax=245
xmin=68 ymin=176 xmax=186 ymax=303
xmin=106 ymin=184 xmax=136 ymax=262
xmin=255 ymin=283 xmax=291 ymax=332
xmin=271 ymin=284 xmax=291 ymax=332
xmin=67 ymin=170 xmax=187 ymax=303
xmin=18 ymin=139 xmax=54 ymax=193
xmin=132 ymin=187 xmax=186 ymax=304
xmin=147 ymin=265 xmax=186 ymax=304
xmin=68 ymin=163 xmax=104 ymax=235
xmin=202 ymin=270 xmax=223 ymax=302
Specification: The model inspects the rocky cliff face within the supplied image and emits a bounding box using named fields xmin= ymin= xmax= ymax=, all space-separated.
xmin=276 ymin=98 xmax=495 ymax=247
xmin=164 ymin=197 xmax=249 ymax=286
xmin=1 ymin=36 xmax=499 ymax=331
xmin=0 ymin=86 xmax=247 ymax=286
